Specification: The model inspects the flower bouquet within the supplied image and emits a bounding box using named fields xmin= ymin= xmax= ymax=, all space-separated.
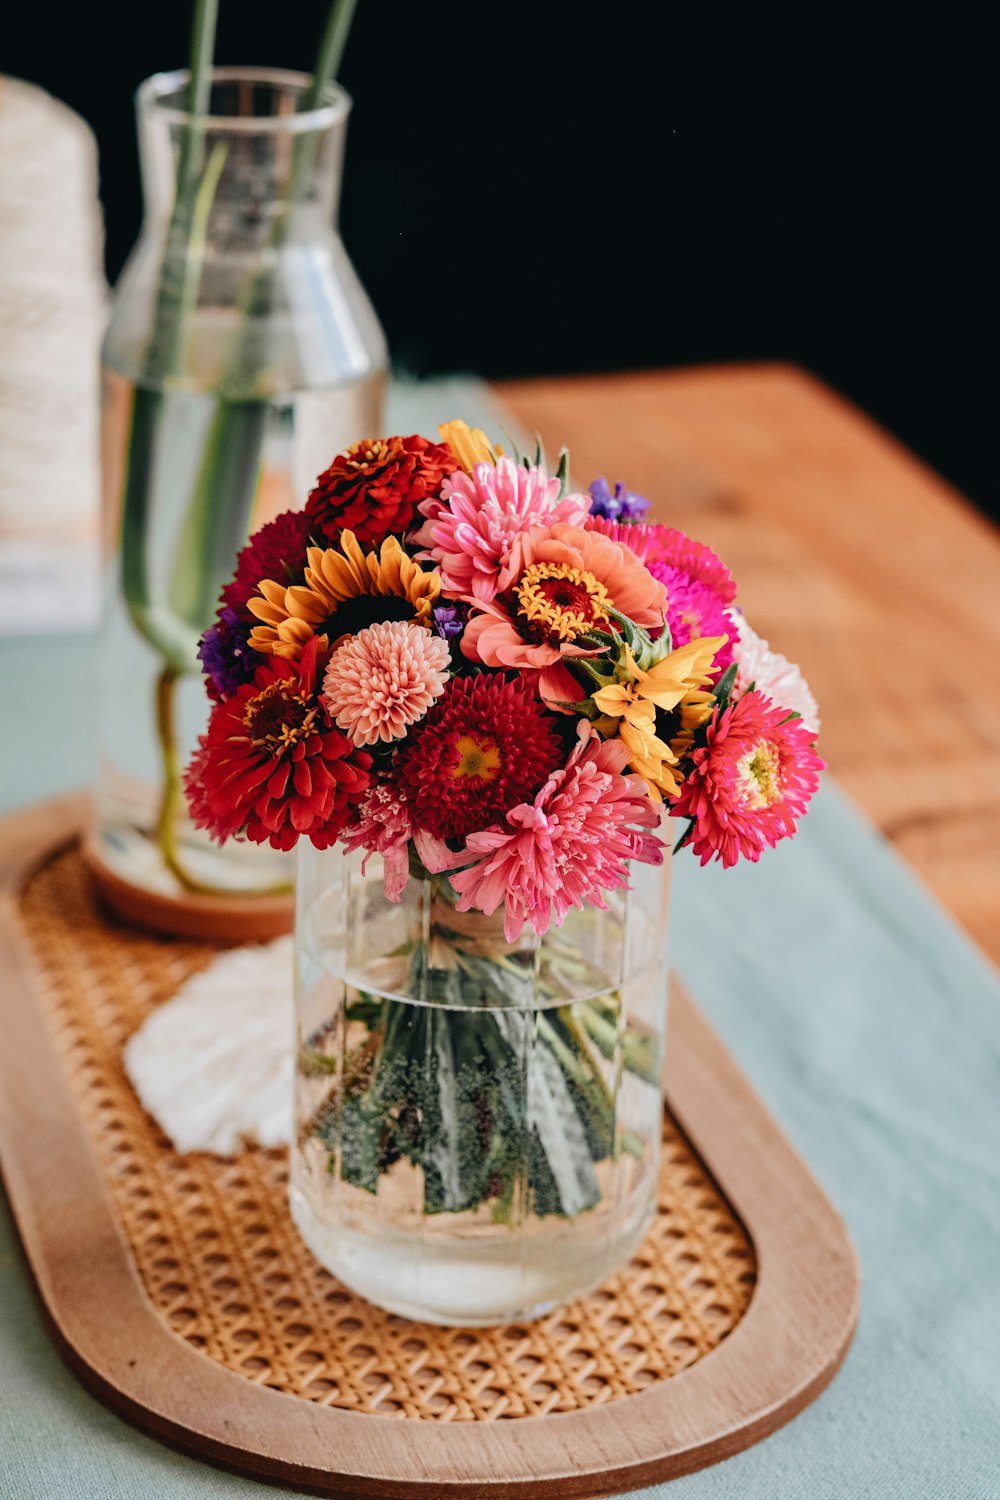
xmin=185 ymin=419 xmax=823 ymax=1322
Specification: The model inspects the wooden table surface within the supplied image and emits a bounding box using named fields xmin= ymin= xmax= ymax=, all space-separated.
xmin=496 ymin=364 xmax=1000 ymax=969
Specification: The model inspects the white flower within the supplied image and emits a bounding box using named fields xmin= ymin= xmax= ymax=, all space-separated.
xmin=728 ymin=610 xmax=820 ymax=733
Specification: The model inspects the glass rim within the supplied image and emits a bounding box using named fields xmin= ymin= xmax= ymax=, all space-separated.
xmin=137 ymin=66 xmax=351 ymax=135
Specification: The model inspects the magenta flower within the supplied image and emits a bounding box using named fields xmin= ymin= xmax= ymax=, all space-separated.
xmin=450 ymin=724 xmax=664 ymax=941
xmin=657 ymin=565 xmax=735 ymax=678
xmin=586 ymin=517 xmax=737 ymax=605
xmin=672 ymin=690 xmax=824 ymax=867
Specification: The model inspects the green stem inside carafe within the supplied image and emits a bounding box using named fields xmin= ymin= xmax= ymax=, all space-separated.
xmin=305 ymin=882 xmax=659 ymax=1222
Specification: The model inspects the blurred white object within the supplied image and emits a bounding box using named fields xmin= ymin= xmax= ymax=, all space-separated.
xmin=124 ymin=938 xmax=295 ymax=1156
xmin=0 ymin=76 xmax=105 ymax=631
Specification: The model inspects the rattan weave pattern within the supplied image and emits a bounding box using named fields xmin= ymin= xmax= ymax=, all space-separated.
xmin=19 ymin=847 xmax=756 ymax=1421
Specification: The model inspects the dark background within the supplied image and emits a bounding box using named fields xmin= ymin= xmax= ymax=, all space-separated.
xmin=8 ymin=6 xmax=994 ymax=518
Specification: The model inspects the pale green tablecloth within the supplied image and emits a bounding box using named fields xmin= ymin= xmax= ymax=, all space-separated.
xmin=2 ymin=381 xmax=998 ymax=1499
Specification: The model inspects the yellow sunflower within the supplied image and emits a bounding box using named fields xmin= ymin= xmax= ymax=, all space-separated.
xmin=247 ymin=531 xmax=441 ymax=661
xmin=591 ymin=635 xmax=727 ymax=800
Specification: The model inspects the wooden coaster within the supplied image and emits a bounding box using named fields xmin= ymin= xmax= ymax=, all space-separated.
xmin=0 ymin=797 xmax=858 ymax=1498
xmin=83 ymin=835 xmax=293 ymax=944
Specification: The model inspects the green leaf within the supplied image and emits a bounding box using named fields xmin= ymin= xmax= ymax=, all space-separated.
xmin=554 ymin=697 xmax=602 ymax=719
xmin=555 ymin=446 xmax=570 ymax=497
xmin=712 ymin=662 xmax=739 ymax=707
xmin=672 ymin=816 xmax=696 ymax=855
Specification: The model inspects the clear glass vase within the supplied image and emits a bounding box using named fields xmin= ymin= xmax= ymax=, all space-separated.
xmin=95 ymin=68 xmax=387 ymax=903
xmin=291 ymin=846 xmax=671 ymax=1326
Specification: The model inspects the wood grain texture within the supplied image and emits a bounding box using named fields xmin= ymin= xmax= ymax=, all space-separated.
xmin=497 ymin=364 xmax=1000 ymax=968
xmin=0 ymin=798 xmax=858 ymax=1498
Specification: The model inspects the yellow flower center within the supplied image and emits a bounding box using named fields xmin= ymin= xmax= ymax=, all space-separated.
xmin=516 ymin=562 xmax=612 ymax=644
xmin=243 ymin=681 xmax=319 ymax=753
xmin=736 ymin=740 xmax=782 ymax=808
xmin=452 ymin=734 xmax=501 ymax=783
xmin=346 ymin=439 xmax=391 ymax=469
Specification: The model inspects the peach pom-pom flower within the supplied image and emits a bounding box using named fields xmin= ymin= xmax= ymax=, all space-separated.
xmin=322 ymin=620 xmax=450 ymax=746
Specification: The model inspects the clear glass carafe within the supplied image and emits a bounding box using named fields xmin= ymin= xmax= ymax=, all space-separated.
xmin=95 ymin=68 xmax=386 ymax=902
xmin=291 ymin=846 xmax=671 ymax=1326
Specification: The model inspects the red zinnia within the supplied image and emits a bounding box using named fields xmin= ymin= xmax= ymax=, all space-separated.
xmin=184 ymin=638 xmax=371 ymax=851
xmin=221 ymin=508 xmax=314 ymax=616
xmin=394 ymin=674 xmax=564 ymax=842
xmin=306 ymin=435 xmax=458 ymax=548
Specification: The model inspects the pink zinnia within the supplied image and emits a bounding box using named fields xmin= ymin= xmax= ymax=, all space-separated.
xmin=729 ymin=612 xmax=820 ymax=733
xmin=321 ymin=620 xmax=451 ymax=745
xmin=413 ymin=455 xmax=590 ymax=601
xmin=450 ymin=723 xmax=664 ymax=941
xmin=586 ymin=517 xmax=737 ymax=605
xmin=672 ymin=690 xmax=824 ymax=868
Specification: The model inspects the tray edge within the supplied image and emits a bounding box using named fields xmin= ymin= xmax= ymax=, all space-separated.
xmin=0 ymin=795 xmax=859 ymax=1499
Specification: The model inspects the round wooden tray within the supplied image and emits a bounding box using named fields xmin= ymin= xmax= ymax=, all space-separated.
xmin=83 ymin=834 xmax=294 ymax=944
xmin=0 ymin=797 xmax=859 ymax=1498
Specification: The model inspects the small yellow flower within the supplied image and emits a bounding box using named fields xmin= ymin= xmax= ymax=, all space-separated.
xmin=438 ymin=419 xmax=499 ymax=472
xmin=591 ymin=635 xmax=728 ymax=799
xmin=248 ymin=531 xmax=441 ymax=660
xmin=600 ymin=696 xmax=681 ymax=801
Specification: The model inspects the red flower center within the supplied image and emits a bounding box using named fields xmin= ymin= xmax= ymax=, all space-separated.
xmin=516 ymin=561 xmax=612 ymax=645
xmin=243 ymin=681 xmax=319 ymax=754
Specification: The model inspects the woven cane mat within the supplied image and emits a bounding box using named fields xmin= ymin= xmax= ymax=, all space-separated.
xmin=19 ymin=846 xmax=756 ymax=1422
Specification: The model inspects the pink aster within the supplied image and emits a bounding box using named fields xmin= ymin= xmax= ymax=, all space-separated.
xmin=729 ymin=611 xmax=820 ymax=733
xmin=450 ymin=723 xmax=664 ymax=941
xmin=321 ymin=620 xmax=451 ymax=745
xmin=412 ymin=455 xmax=591 ymax=602
xmin=672 ymin=690 xmax=824 ymax=868
xmin=586 ymin=517 xmax=737 ymax=605
xmin=657 ymin=565 xmax=735 ymax=679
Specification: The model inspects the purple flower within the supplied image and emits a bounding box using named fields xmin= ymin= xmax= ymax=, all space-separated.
xmin=198 ymin=608 xmax=261 ymax=699
xmin=432 ymin=602 xmax=469 ymax=641
xmin=587 ymin=476 xmax=652 ymax=522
